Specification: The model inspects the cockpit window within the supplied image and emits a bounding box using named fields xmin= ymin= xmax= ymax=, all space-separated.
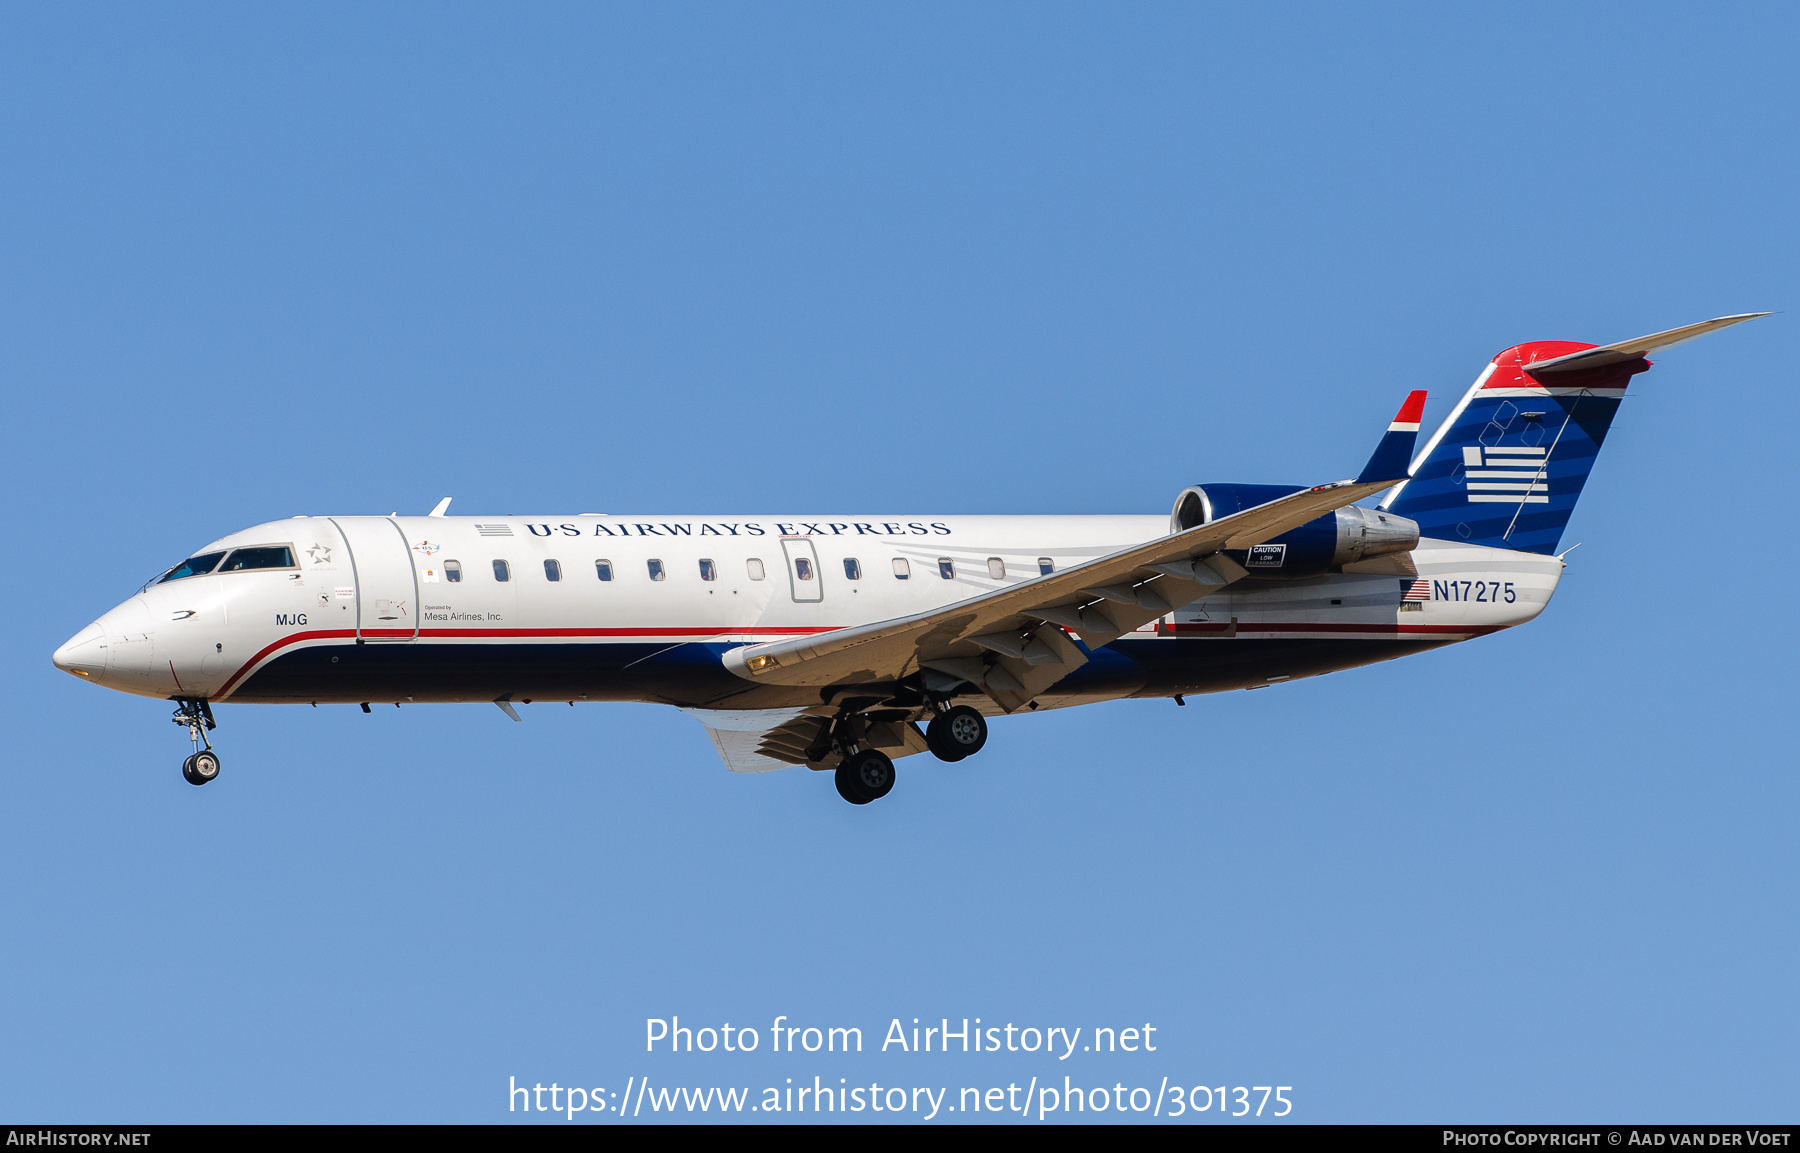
xmin=157 ymin=551 xmax=227 ymax=583
xmin=219 ymin=546 xmax=296 ymax=572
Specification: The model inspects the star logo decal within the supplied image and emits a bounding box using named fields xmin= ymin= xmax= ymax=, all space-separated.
xmin=305 ymin=543 xmax=332 ymax=564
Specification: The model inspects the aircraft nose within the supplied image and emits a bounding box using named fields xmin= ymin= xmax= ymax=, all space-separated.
xmin=53 ymin=620 xmax=108 ymax=679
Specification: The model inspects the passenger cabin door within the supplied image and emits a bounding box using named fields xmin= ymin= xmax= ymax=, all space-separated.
xmin=779 ymin=536 xmax=823 ymax=603
xmin=328 ymin=517 xmax=420 ymax=641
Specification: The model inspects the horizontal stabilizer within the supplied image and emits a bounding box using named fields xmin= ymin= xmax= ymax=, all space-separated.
xmin=1520 ymin=313 xmax=1769 ymax=377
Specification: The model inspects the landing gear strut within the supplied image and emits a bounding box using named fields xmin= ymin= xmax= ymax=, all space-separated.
xmin=173 ymin=698 xmax=220 ymax=786
xmin=926 ymin=705 xmax=987 ymax=762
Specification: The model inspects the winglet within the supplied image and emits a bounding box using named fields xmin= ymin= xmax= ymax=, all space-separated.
xmin=1355 ymin=390 xmax=1428 ymax=484
xmin=428 ymin=497 xmax=453 ymax=517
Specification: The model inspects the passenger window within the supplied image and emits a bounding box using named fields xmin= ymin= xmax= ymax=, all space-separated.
xmin=1038 ymin=557 xmax=1054 ymax=575
xmin=843 ymin=558 xmax=861 ymax=580
xmin=938 ymin=558 xmax=955 ymax=579
xmin=595 ymin=560 xmax=613 ymax=582
xmin=892 ymin=558 xmax=910 ymax=580
xmin=795 ymin=558 xmax=814 ymax=581
xmin=699 ymin=558 xmax=717 ymax=581
xmin=219 ymin=546 xmax=296 ymax=572
xmin=493 ymin=560 xmax=510 ymax=582
xmin=987 ymin=557 xmax=1005 ymax=579
xmin=647 ymin=559 xmax=665 ymax=581
xmin=157 ymin=551 xmax=227 ymax=583
xmin=747 ymin=558 xmax=766 ymax=581
xmin=544 ymin=559 xmax=562 ymax=582
xmin=445 ymin=560 xmax=462 ymax=583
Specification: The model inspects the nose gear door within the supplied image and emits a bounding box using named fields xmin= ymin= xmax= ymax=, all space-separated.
xmin=779 ymin=536 xmax=824 ymax=603
xmin=327 ymin=517 xmax=420 ymax=642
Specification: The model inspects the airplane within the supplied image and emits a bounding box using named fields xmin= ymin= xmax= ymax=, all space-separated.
xmin=53 ymin=314 xmax=1765 ymax=804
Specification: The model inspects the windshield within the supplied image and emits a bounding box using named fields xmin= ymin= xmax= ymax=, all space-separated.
xmin=219 ymin=545 xmax=296 ymax=572
xmin=157 ymin=551 xmax=227 ymax=583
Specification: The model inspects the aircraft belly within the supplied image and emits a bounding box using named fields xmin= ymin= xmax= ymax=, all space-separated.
xmin=227 ymin=640 xmax=798 ymax=708
xmin=1118 ymin=635 xmax=1453 ymax=696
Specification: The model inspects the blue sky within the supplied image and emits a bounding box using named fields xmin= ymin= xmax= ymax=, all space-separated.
xmin=1 ymin=3 xmax=1795 ymax=1123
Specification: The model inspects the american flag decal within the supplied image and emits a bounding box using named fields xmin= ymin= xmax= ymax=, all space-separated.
xmin=1400 ymin=579 xmax=1431 ymax=602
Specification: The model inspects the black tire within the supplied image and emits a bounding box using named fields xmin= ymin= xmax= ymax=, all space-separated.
xmin=834 ymin=760 xmax=873 ymax=804
xmin=835 ymin=749 xmax=894 ymax=803
xmin=184 ymin=750 xmax=220 ymax=786
xmin=925 ymin=714 xmax=966 ymax=762
xmin=927 ymin=705 xmax=987 ymax=761
xmin=854 ymin=749 xmax=894 ymax=799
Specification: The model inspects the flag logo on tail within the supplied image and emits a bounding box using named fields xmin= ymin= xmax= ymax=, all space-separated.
xmin=1461 ymin=445 xmax=1550 ymax=504
xmin=1400 ymin=579 xmax=1431 ymax=601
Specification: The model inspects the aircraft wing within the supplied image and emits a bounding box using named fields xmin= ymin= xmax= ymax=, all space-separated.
xmin=722 ymin=392 xmax=1426 ymax=712
xmin=680 ymin=706 xmax=930 ymax=773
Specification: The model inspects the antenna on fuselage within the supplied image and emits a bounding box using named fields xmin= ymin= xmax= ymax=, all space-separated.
xmin=428 ymin=497 xmax=453 ymax=517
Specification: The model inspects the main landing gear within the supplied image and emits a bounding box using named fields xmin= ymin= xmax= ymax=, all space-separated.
xmin=173 ymin=698 xmax=220 ymax=786
xmin=926 ymin=705 xmax=988 ymax=762
xmin=821 ymin=695 xmax=992 ymax=806
xmin=834 ymin=749 xmax=895 ymax=805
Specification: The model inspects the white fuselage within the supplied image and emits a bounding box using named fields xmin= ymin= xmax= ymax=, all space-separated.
xmin=54 ymin=513 xmax=1562 ymax=713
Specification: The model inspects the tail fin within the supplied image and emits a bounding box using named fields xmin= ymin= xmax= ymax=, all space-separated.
xmin=1383 ymin=314 xmax=1767 ymax=554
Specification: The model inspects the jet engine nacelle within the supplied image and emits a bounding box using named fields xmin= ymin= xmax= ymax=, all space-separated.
xmin=1170 ymin=483 xmax=1419 ymax=579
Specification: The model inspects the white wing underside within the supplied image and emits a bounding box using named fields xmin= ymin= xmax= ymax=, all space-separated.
xmin=681 ymin=706 xmax=930 ymax=774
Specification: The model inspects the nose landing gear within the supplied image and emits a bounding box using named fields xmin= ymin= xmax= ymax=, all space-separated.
xmin=173 ymin=698 xmax=220 ymax=786
xmin=182 ymin=749 xmax=220 ymax=785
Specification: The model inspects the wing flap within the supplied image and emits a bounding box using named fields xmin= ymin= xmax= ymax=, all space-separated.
xmin=680 ymin=707 xmax=832 ymax=773
xmin=681 ymin=707 xmax=929 ymax=772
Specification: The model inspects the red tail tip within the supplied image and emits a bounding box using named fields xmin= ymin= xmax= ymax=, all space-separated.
xmin=1394 ymin=389 xmax=1427 ymax=425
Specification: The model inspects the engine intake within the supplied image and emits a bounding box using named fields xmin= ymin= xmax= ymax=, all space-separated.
xmin=1169 ymin=483 xmax=1418 ymax=579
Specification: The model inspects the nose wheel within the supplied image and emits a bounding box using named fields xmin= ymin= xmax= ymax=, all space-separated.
xmin=172 ymin=698 xmax=220 ymax=786
xmin=182 ymin=750 xmax=221 ymax=785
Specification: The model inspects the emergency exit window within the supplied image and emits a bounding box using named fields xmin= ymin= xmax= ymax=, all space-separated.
xmin=444 ymin=560 xmax=462 ymax=583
